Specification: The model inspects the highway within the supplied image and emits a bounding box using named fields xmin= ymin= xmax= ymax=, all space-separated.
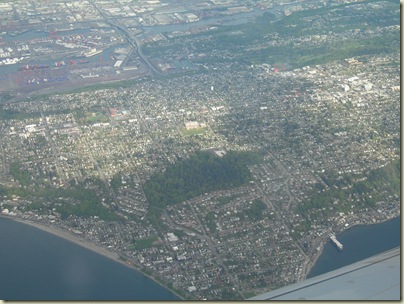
xmin=88 ymin=0 xmax=162 ymax=76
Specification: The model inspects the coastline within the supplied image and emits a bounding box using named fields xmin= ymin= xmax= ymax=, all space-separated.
xmin=301 ymin=215 xmax=400 ymax=280
xmin=301 ymin=238 xmax=327 ymax=280
xmin=2 ymin=215 xmax=184 ymax=300
xmin=2 ymin=214 xmax=398 ymax=299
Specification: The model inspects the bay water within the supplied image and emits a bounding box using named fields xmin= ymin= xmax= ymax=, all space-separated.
xmin=0 ymin=217 xmax=180 ymax=300
xmin=0 ymin=215 xmax=399 ymax=299
xmin=307 ymin=216 xmax=400 ymax=278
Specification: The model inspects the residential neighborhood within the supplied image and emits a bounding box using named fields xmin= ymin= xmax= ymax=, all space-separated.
xmin=0 ymin=0 xmax=399 ymax=300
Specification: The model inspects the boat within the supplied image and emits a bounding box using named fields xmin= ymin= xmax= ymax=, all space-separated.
xmin=1 ymin=58 xmax=21 ymax=65
xmin=328 ymin=233 xmax=343 ymax=250
xmin=54 ymin=61 xmax=66 ymax=67
xmin=83 ymin=48 xmax=103 ymax=57
xmin=65 ymin=59 xmax=89 ymax=65
xmin=76 ymin=59 xmax=89 ymax=64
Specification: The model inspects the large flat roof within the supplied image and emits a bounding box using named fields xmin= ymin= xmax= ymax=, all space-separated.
xmin=249 ymin=247 xmax=400 ymax=300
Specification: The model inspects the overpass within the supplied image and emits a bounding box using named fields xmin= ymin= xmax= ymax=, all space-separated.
xmin=88 ymin=0 xmax=162 ymax=76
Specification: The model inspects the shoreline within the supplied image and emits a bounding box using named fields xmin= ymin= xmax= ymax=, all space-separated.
xmin=301 ymin=238 xmax=327 ymax=280
xmin=2 ymin=214 xmax=399 ymax=299
xmin=302 ymin=215 xmax=400 ymax=279
xmin=301 ymin=215 xmax=400 ymax=281
xmin=2 ymin=215 xmax=184 ymax=300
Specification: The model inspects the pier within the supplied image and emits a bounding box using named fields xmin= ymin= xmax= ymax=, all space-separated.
xmin=328 ymin=233 xmax=343 ymax=250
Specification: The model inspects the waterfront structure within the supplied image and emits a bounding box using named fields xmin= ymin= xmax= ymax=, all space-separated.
xmin=328 ymin=233 xmax=343 ymax=251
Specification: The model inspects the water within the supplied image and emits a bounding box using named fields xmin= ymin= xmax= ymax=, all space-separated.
xmin=307 ymin=216 xmax=400 ymax=278
xmin=2 ymin=28 xmax=92 ymax=42
xmin=0 ymin=217 xmax=180 ymax=300
xmin=0 ymin=216 xmax=399 ymax=299
xmin=139 ymin=0 xmax=327 ymax=37
xmin=139 ymin=3 xmax=298 ymax=37
xmin=0 ymin=1 xmax=302 ymax=77
xmin=0 ymin=27 xmax=124 ymax=76
xmin=140 ymin=8 xmax=266 ymax=36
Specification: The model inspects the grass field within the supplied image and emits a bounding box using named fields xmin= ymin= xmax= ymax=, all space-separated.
xmin=85 ymin=112 xmax=110 ymax=124
xmin=181 ymin=127 xmax=207 ymax=136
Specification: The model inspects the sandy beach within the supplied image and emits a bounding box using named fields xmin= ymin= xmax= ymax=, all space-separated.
xmin=14 ymin=218 xmax=121 ymax=260
xmin=2 ymin=215 xmax=331 ymax=299
xmin=6 ymin=216 xmax=184 ymax=300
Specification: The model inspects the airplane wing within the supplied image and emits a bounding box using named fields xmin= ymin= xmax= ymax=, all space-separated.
xmin=248 ymin=247 xmax=400 ymax=300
